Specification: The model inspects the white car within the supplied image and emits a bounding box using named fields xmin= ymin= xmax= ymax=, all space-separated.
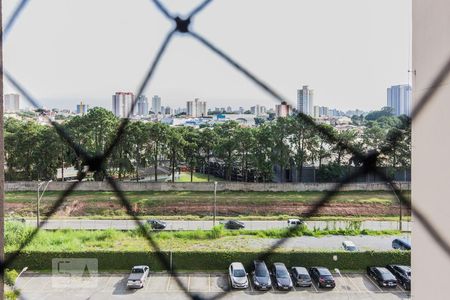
xmin=287 ymin=219 xmax=305 ymax=227
xmin=342 ymin=241 xmax=358 ymax=251
xmin=229 ymin=262 xmax=249 ymax=289
xmin=127 ymin=265 xmax=150 ymax=289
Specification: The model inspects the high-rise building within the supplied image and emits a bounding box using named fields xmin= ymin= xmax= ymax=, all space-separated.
xmin=4 ymin=94 xmax=20 ymax=113
xmin=76 ymin=100 xmax=89 ymax=115
xmin=387 ymin=84 xmax=412 ymax=116
xmin=112 ymin=92 xmax=134 ymax=118
xmin=275 ymin=101 xmax=292 ymax=117
xmin=164 ymin=106 xmax=172 ymax=115
xmin=151 ymin=95 xmax=162 ymax=114
xmin=313 ymin=106 xmax=320 ymax=118
xmin=136 ymin=95 xmax=149 ymax=116
xmin=297 ymin=85 xmax=314 ymax=116
xmin=239 ymin=107 xmax=244 ymax=114
xmin=187 ymin=98 xmax=207 ymax=117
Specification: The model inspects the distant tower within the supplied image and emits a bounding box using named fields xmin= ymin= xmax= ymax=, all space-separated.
xmin=297 ymin=85 xmax=314 ymax=116
xmin=112 ymin=92 xmax=134 ymax=118
xmin=137 ymin=95 xmax=149 ymax=116
xmin=152 ymin=95 xmax=162 ymax=114
xmin=4 ymin=94 xmax=20 ymax=113
xmin=76 ymin=100 xmax=89 ymax=115
xmin=387 ymin=84 xmax=412 ymax=116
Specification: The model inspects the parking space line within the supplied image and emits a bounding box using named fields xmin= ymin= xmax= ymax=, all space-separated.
xmin=187 ymin=275 xmax=191 ymax=291
xmin=311 ymin=281 xmax=319 ymax=293
xmin=165 ymin=275 xmax=171 ymax=291
xmin=208 ymin=274 xmax=211 ymax=292
xmin=248 ymin=276 xmax=253 ymax=292
xmin=364 ymin=274 xmax=383 ymax=292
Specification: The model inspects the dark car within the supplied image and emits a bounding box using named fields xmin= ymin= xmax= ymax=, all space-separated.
xmin=291 ymin=267 xmax=312 ymax=287
xmin=309 ymin=267 xmax=335 ymax=288
xmin=251 ymin=260 xmax=272 ymax=290
xmin=224 ymin=220 xmax=245 ymax=230
xmin=386 ymin=265 xmax=411 ymax=290
xmin=367 ymin=267 xmax=397 ymax=288
xmin=271 ymin=263 xmax=293 ymax=290
xmin=147 ymin=219 xmax=167 ymax=230
xmin=392 ymin=239 xmax=411 ymax=250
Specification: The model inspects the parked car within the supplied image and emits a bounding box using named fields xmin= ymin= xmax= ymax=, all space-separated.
xmin=228 ymin=262 xmax=249 ymax=289
xmin=367 ymin=267 xmax=397 ymax=288
xmin=386 ymin=265 xmax=411 ymax=290
xmin=309 ymin=267 xmax=335 ymax=288
xmin=251 ymin=260 xmax=272 ymax=290
xmin=224 ymin=220 xmax=245 ymax=230
xmin=147 ymin=219 xmax=167 ymax=230
xmin=342 ymin=241 xmax=358 ymax=251
xmin=291 ymin=267 xmax=312 ymax=287
xmin=392 ymin=238 xmax=411 ymax=250
xmin=271 ymin=263 xmax=293 ymax=290
xmin=127 ymin=265 xmax=150 ymax=289
xmin=287 ymin=219 xmax=305 ymax=227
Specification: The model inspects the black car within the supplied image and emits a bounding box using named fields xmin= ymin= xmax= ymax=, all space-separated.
xmin=251 ymin=260 xmax=272 ymax=290
xmin=392 ymin=239 xmax=411 ymax=250
xmin=224 ymin=220 xmax=245 ymax=230
xmin=147 ymin=219 xmax=167 ymax=230
xmin=291 ymin=267 xmax=312 ymax=287
xmin=271 ymin=263 xmax=293 ymax=290
xmin=367 ymin=267 xmax=397 ymax=288
xmin=309 ymin=267 xmax=335 ymax=288
xmin=386 ymin=265 xmax=411 ymax=290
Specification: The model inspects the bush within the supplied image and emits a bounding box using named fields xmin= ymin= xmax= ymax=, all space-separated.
xmin=5 ymin=269 xmax=19 ymax=286
xmin=5 ymin=250 xmax=410 ymax=272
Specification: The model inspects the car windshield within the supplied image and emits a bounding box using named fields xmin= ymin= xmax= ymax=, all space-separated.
xmin=233 ymin=269 xmax=246 ymax=277
xmin=255 ymin=267 xmax=268 ymax=277
xmin=276 ymin=269 xmax=289 ymax=278
xmin=132 ymin=268 xmax=144 ymax=273
xmin=322 ymin=275 xmax=333 ymax=280
xmin=299 ymin=274 xmax=310 ymax=280
xmin=347 ymin=246 xmax=357 ymax=251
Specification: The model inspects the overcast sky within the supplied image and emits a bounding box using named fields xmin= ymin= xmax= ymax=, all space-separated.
xmin=3 ymin=0 xmax=411 ymax=112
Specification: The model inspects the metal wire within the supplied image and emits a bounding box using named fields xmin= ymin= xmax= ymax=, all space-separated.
xmin=2 ymin=1 xmax=449 ymax=300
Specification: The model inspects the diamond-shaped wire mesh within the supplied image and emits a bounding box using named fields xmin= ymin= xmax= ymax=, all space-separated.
xmin=2 ymin=1 xmax=450 ymax=299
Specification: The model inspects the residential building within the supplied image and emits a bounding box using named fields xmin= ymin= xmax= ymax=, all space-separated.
xmin=76 ymin=100 xmax=89 ymax=115
xmin=112 ymin=92 xmax=134 ymax=118
xmin=151 ymin=95 xmax=162 ymax=114
xmin=387 ymin=84 xmax=412 ymax=116
xmin=297 ymin=85 xmax=314 ymax=116
xmin=136 ymin=95 xmax=149 ymax=116
xmin=187 ymin=98 xmax=207 ymax=117
xmin=275 ymin=101 xmax=292 ymax=117
xmin=4 ymin=94 xmax=20 ymax=113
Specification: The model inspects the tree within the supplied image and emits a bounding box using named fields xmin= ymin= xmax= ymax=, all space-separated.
xmin=271 ymin=118 xmax=291 ymax=182
xmin=253 ymin=124 xmax=274 ymax=182
xmin=213 ymin=122 xmax=239 ymax=181
xmin=198 ymin=127 xmax=218 ymax=182
xmin=181 ymin=127 xmax=200 ymax=182
xmin=235 ymin=127 xmax=256 ymax=182
xmin=166 ymin=127 xmax=185 ymax=182
xmin=148 ymin=123 xmax=168 ymax=182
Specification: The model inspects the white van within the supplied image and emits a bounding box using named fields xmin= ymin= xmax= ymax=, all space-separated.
xmin=287 ymin=219 xmax=305 ymax=227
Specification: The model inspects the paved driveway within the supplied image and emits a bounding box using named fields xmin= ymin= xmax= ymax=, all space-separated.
xmin=15 ymin=272 xmax=411 ymax=300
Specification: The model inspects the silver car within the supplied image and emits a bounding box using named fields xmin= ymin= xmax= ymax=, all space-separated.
xmin=127 ymin=265 xmax=150 ymax=289
xmin=229 ymin=262 xmax=249 ymax=289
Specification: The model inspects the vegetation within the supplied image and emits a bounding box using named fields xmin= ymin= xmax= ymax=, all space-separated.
xmin=4 ymin=108 xmax=410 ymax=182
xmin=6 ymin=222 xmax=402 ymax=252
xmin=6 ymin=250 xmax=410 ymax=272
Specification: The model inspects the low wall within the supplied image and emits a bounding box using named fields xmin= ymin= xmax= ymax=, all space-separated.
xmin=5 ymin=181 xmax=411 ymax=192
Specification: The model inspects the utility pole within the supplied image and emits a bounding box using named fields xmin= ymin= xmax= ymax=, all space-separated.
xmin=37 ymin=180 xmax=52 ymax=227
xmin=213 ymin=181 xmax=217 ymax=226
xmin=0 ymin=0 xmax=5 ymax=297
xmin=390 ymin=182 xmax=403 ymax=231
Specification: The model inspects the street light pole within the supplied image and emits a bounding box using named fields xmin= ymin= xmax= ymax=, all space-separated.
xmin=37 ymin=180 xmax=52 ymax=228
xmin=12 ymin=267 xmax=28 ymax=291
xmin=213 ymin=181 xmax=218 ymax=226
xmin=389 ymin=182 xmax=403 ymax=231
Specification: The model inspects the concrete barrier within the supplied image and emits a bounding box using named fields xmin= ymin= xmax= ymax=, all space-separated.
xmin=5 ymin=181 xmax=411 ymax=192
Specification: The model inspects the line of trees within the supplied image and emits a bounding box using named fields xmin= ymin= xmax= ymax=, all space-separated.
xmin=4 ymin=107 xmax=411 ymax=182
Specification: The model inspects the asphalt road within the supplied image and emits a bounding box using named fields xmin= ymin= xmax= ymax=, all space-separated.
xmin=24 ymin=219 xmax=412 ymax=231
xmin=14 ymin=272 xmax=411 ymax=300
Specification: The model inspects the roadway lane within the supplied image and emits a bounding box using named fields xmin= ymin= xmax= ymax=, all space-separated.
xmin=23 ymin=219 xmax=411 ymax=231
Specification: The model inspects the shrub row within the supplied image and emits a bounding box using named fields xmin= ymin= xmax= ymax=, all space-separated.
xmin=6 ymin=250 xmax=410 ymax=272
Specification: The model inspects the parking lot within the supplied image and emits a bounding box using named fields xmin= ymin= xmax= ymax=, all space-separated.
xmin=15 ymin=272 xmax=411 ymax=299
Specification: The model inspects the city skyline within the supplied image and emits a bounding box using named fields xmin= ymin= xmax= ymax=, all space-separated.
xmin=4 ymin=0 xmax=411 ymax=112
